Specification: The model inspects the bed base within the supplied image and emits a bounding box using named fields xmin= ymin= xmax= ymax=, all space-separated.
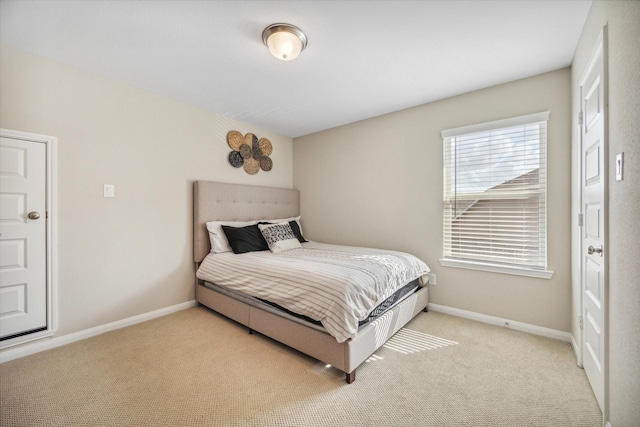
xmin=196 ymin=281 xmax=428 ymax=383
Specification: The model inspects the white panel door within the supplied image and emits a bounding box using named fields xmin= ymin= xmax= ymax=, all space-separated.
xmin=580 ymin=34 xmax=606 ymax=412
xmin=0 ymin=136 xmax=47 ymax=339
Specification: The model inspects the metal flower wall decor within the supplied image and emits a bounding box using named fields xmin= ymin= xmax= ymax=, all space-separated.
xmin=227 ymin=130 xmax=273 ymax=175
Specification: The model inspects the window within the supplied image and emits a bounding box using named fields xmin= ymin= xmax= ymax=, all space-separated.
xmin=440 ymin=112 xmax=553 ymax=279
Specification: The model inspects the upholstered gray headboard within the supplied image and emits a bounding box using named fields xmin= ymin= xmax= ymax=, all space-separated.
xmin=193 ymin=181 xmax=300 ymax=263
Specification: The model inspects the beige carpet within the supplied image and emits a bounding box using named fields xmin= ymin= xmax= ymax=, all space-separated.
xmin=1 ymin=308 xmax=601 ymax=426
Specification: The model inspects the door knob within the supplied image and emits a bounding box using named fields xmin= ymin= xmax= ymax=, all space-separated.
xmin=28 ymin=211 xmax=41 ymax=220
xmin=587 ymin=245 xmax=603 ymax=255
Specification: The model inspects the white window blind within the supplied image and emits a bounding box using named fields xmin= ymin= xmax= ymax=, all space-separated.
xmin=441 ymin=112 xmax=550 ymax=275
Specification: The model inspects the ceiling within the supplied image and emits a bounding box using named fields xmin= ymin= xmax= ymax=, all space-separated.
xmin=0 ymin=0 xmax=592 ymax=138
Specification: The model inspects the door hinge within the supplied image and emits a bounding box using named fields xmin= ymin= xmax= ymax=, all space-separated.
xmin=46 ymin=211 xmax=49 ymax=219
xmin=578 ymin=213 xmax=583 ymax=227
xmin=579 ymin=315 xmax=583 ymax=330
xmin=578 ymin=111 xmax=583 ymax=126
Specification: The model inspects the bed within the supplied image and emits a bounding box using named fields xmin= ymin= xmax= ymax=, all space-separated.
xmin=193 ymin=181 xmax=430 ymax=383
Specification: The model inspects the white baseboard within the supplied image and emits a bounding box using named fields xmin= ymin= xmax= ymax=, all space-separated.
xmin=571 ymin=335 xmax=579 ymax=359
xmin=427 ymin=303 xmax=573 ymax=343
xmin=0 ymin=300 xmax=197 ymax=363
xmin=571 ymin=335 xmax=584 ymax=367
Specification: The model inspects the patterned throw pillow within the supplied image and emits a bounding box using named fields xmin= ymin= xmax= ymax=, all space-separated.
xmin=258 ymin=222 xmax=301 ymax=253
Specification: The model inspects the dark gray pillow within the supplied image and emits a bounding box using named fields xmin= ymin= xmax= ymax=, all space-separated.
xmin=288 ymin=220 xmax=308 ymax=243
xmin=221 ymin=224 xmax=269 ymax=254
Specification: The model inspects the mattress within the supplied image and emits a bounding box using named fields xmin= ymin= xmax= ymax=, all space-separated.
xmin=203 ymin=278 xmax=421 ymax=332
xmin=196 ymin=241 xmax=430 ymax=342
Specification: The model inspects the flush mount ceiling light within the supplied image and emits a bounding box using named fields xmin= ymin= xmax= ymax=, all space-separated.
xmin=262 ymin=23 xmax=308 ymax=61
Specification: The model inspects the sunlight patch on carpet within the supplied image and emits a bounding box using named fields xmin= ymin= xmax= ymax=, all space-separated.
xmin=364 ymin=354 xmax=384 ymax=363
xmin=382 ymin=329 xmax=458 ymax=354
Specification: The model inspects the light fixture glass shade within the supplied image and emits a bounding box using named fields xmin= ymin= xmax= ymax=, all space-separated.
xmin=262 ymin=23 xmax=307 ymax=61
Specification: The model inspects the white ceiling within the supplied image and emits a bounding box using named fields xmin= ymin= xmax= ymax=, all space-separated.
xmin=0 ymin=0 xmax=591 ymax=138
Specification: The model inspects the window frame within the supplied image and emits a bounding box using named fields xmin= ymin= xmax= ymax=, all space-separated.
xmin=439 ymin=112 xmax=554 ymax=279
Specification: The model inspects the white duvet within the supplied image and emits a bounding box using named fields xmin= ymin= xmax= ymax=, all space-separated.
xmin=196 ymin=241 xmax=430 ymax=342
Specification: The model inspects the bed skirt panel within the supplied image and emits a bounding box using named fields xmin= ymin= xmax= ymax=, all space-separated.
xmin=345 ymin=286 xmax=429 ymax=372
xmin=196 ymin=282 xmax=250 ymax=326
xmin=249 ymin=307 xmax=348 ymax=370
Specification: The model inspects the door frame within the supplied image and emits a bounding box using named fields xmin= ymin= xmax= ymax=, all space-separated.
xmin=576 ymin=26 xmax=609 ymax=420
xmin=0 ymin=128 xmax=58 ymax=349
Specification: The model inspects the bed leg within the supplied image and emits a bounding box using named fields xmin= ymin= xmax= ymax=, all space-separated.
xmin=248 ymin=328 xmax=253 ymax=335
xmin=423 ymin=305 xmax=429 ymax=312
xmin=345 ymin=371 xmax=356 ymax=384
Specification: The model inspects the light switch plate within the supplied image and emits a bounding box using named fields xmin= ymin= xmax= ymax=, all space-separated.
xmin=616 ymin=152 xmax=624 ymax=182
xmin=104 ymin=184 xmax=115 ymax=198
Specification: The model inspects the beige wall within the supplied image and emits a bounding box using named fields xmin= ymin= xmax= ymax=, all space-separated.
xmin=294 ymin=68 xmax=572 ymax=332
xmin=571 ymin=1 xmax=640 ymax=425
xmin=0 ymin=45 xmax=293 ymax=337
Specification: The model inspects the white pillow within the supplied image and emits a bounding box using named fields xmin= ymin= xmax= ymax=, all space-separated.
xmin=258 ymin=222 xmax=301 ymax=253
xmin=206 ymin=220 xmax=257 ymax=253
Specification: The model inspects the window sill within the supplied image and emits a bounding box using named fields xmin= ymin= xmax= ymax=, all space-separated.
xmin=439 ymin=258 xmax=554 ymax=279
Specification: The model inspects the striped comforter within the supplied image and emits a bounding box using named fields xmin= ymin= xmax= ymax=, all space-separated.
xmin=196 ymin=241 xmax=430 ymax=342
